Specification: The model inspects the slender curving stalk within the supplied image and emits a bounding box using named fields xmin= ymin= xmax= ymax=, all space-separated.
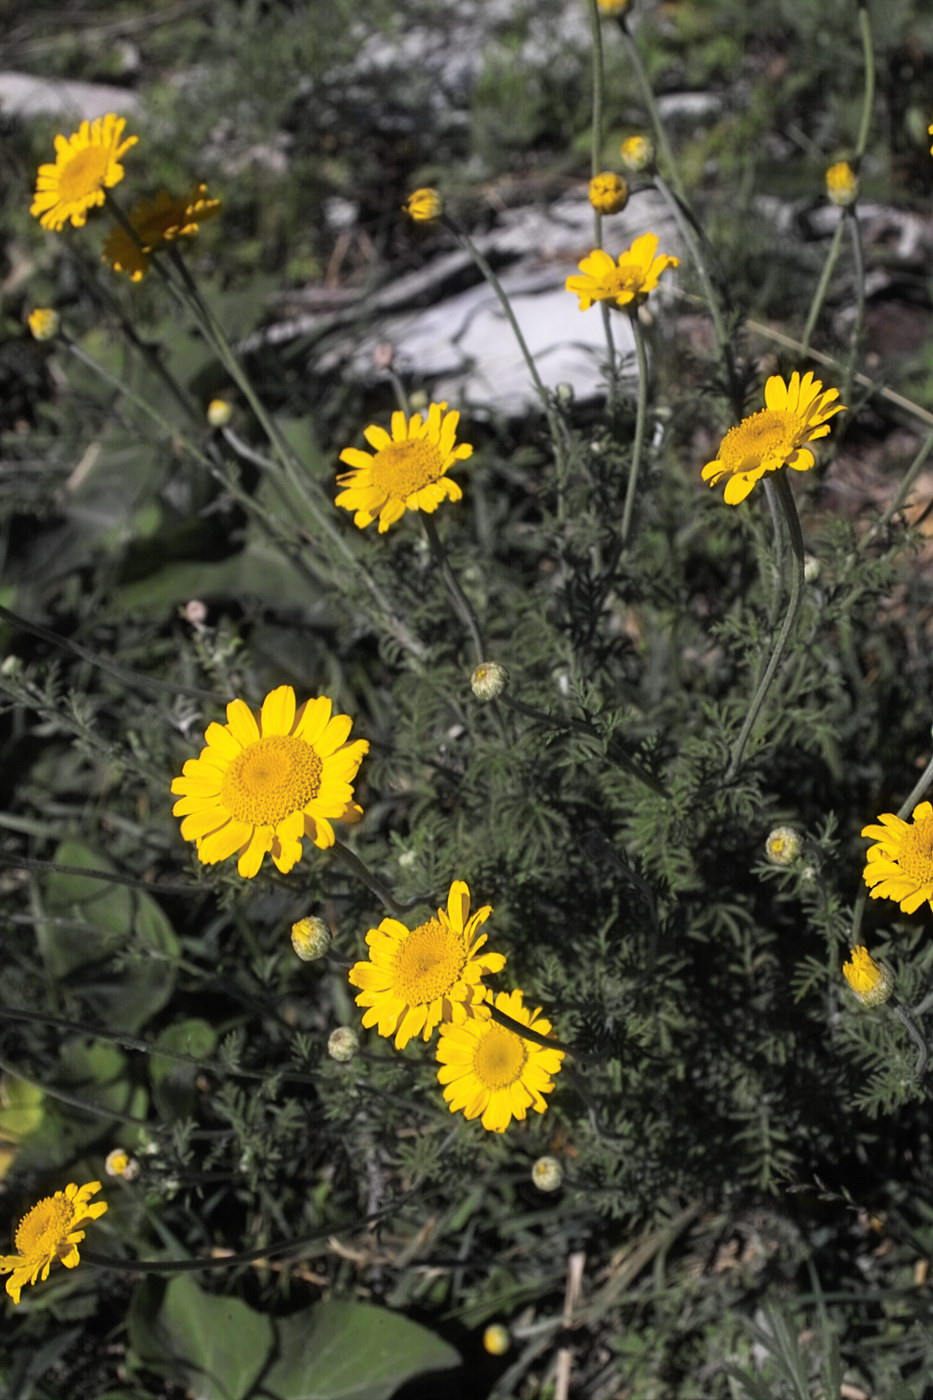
xmin=585 ymin=0 xmax=619 ymax=405
xmin=330 ymin=839 xmax=426 ymax=916
xmin=800 ymin=217 xmax=845 ymax=360
xmin=854 ymin=0 xmax=876 ymax=162
xmin=421 ymin=514 xmax=486 ymax=666
xmin=619 ymin=313 xmax=650 ymax=547
xmin=487 ymin=1003 xmax=587 ymax=1062
xmin=725 ymin=470 xmax=806 ymax=780
xmin=843 ymin=206 xmax=866 ymax=416
xmin=618 ymin=15 xmax=689 ymax=208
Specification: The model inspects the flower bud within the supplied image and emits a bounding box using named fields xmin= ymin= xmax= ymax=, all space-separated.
xmin=328 ymin=1026 xmax=359 ymax=1062
xmin=843 ymin=946 xmax=894 ymax=1007
xmin=588 ymin=171 xmax=629 ymax=215
xmin=531 ymin=1155 xmax=563 ymax=1192
xmin=207 ymin=398 xmax=233 ymax=427
xmin=184 ymin=598 xmax=209 ymax=627
xmin=471 ymin=662 xmax=508 ymax=702
xmin=619 ymin=135 xmax=654 ymax=172
xmin=105 ymin=1148 xmax=140 ymax=1181
xmin=598 ymin=0 xmax=632 ymax=13
xmin=291 ymin=916 xmax=332 ymax=962
xmin=27 ymin=308 xmax=59 ymax=341
xmin=483 ymin=1323 xmax=511 ymax=1356
xmin=765 ymin=826 xmax=801 ymax=866
xmin=402 ymin=188 xmax=442 ymax=222
xmin=825 ymin=161 xmax=858 ymax=207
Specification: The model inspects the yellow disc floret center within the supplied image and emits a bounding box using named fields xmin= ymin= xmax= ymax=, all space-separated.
xmin=474 ymin=1025 xmax=527 ymax=1089
xmin=220 ymin=734 xmax=323 ymax=826
xmin=15 ymin=1196 xmax=73 ymax=1256
xmin=371 ymin=439 xmax=444 ymax=498
xmin=897 ymin=816 xmax=933 ymax=882
xmin=394 ymin=918 xmax=465 ymax=1004
xmin=608 ymin=266 xmax=645 ymax=299
xmin=59 ymin=147 xmax=110 ymax=202
xmin=719 ymin=410 xmax=797 ymax=471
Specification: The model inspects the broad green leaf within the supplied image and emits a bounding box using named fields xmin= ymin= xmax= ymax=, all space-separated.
xmin=39 ymin=841 xmax=179 ymax=1032
xmin=128 ymin=1274 xmax=274 ymax=1400
xmin=151 ymin=1019 xmax=218 ymax=1119
xmin=262 ymin=1300 xmax=461 ymax=1400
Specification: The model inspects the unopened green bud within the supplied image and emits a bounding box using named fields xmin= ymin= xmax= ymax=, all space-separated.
xmin=765 ymin=826 xmax=801 ymax=866
xmin=471 ymin=662 xmax=508 ymax=702
xmin=328 ymin=1027 xmax=359 ymax=1062
xmin=531 ymin=1155 xmax=563 ymax=1191
xmin=291 ymin=917 xmax=332 ymax=961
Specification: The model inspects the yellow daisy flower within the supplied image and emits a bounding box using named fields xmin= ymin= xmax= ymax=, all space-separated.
xmin=170 ymin=684 xmax=369 ymax=879
xmin=348 ymin=880 xmax=505 ymax=1049
xmin=27 ymin=308 xmax=59 ymax=341
xmin=565 ymin=232 xmax=679 ymax=312
xmin=842 ymin=946 xmax=894 ymax=1007
xmin=0 ymin=1180 xmax=107 ymax=1304
xmin=701 ymin=371 xmax=845 ymax=505
xmin=335 ymin=402 xmax=473 ymax=534
xmin=102 ymin=183 xmax=221 ymax=282
xmin=402 ymin=187 xmax=443 ymax=222
xmin=30 ymin=113 xmax=138 ymax=231
xmin=619 ymin=135 xmax=654 ymax=172
xmin=437 ymin=988 xmax=565 ymax=1133
xmin=588 ymin=172 xmax=629 ymax=215
xmin=862 ymin=801 xmax=933 ymax=915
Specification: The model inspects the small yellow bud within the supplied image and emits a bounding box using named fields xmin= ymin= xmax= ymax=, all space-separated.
xmin=588 ymin=171 xmax=629 ymax=216
xmin=619 ymin=135 xmax=654 ymax=172
xmin=105 ymin=1148 xmax=140 ymax=1181
xmin=402 ymin=188 xmax=442 ymax=223
xmin=825 ymin=161 xmax=858 ymax=207
xmin=483 ymin=1323 xmax=511 ymax=1356
xmin=291 ymin=917 xmax=332 ymax=962
xmin=843 ymin=946 xmax=894 ymax=1007
xmin=328 ymin=1026 xmax=359 ymax=1062
xmin=597 ymin=0 xmax=632 ymax=13
xmin=531 ymin=1155 xmax=563 ymax=1192
xmin=207 ymin=398 xmax=233 ymax=427
xmin=27 ymin=308 xmax=59 ymax=341
xmin=765 ymin=826 xmax=802 ymax=866
xmin=471 ymin=661 xmax=509 ymax=702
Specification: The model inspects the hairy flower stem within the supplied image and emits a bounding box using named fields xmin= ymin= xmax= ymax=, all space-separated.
xmin=725 ymin=471 xmax=805 ymax=780
xmin=854 ymin=0 xmax=876 ymax=162
xmin=487 ymin=1003 xmax=586 ymax=1063
xmin=800 ymin=212 xmax=845 ymax=359
xmin=421 ymin=515 xmax=486 ymax=666
xmin=843 ymin=207 xmax=866 ymax=418
xmin=586 ymin=0 xmax=619 ymax=406
xmin=652 ymin=174 xmax=740 ymax=414
xmin=329 ymin=840 xmax=424 ymax=916
xmin=897 ymin=746 xmax=933 ymax=819
xmin=620 ymin=315 xmax=650 ymax=547
xmin=618 ymin=17 xmax=688 ymax=208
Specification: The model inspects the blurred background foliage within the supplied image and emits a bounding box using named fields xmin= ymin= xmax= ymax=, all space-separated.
xmin=2 ymin=0 xmax=933 ymax=1397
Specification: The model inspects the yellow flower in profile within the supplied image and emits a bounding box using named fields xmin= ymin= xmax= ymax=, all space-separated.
xmin=825 ymin=161 xmax=858 ymax=207
xmin=336 ymin=402 xmax=473 ymax=533
xmin=701 ymin=371 xmax=845 ymax=505
xmin=27 ymin=308 xmax=59 ymax=341
xmin=171 ymin=684 xmax=369 ymax=879
xmin=862 ymin=801 xmax=933 ymax=914
xmin=31 ymin=113 xmax=138 ymax=231
xmin=0 ymin=1180 xmax=107 ymax=1303
xmin=102 ymin=183 xmax=221 ymax=281
xmin=597 ymin=0 xmax=632 ymax=13
xmin=402 ymin=187 xmax=442 ymax=222
xmin=588 ymin=171 xmax=629 ymax=215
xmin=842 ymin=946 xmax=894 ymax=1007
xmin=348 ymin=880 xmax=505 ymax=1049
xmin=565 ymin=233 xmax=679 ymax=312
xmin=437 ymin=988 xmax=564 ymax=1132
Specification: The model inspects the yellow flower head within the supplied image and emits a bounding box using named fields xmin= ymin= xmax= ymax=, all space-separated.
xmin=825 ymin=160 xmax=858 ymax=207
xmin=102 ymin=183 xmax=221 ymax=281
xmin=291 ymin=915 xmax=332 ymax=961
xmin=403 ymin=187 xmax=443 ymax=222
xmin=588 ymin=171 xmax=629 ymax=215
xmin=701 ymin=371 xmax=845 ymax=505
xmin=565 ymin=232 xmax=679 ymax=312
xmin=0 ymin=1180 xmax=107 ymax=1304
xmin=206 ymin=397 xmax=233 ymax=427
xmin=349 ymin=880 xmax=506 ymax=1049
xmin=620 ymin=135 xmax=654 ymax=172
xmin=436 ymin=987 xmax=564 ymax=1133
xmin=597 ymin=0 xmax=632 ymax=13
xmin=170 ymin=684 xmax=369 ymax=879
xmin=483 ymin=1324 xmax=511 ymax=1356
xmin=336 ymin=402 xmax=473 ymax=533
xmin=862 ymin=801 xmax=933 ymax=915
xmin=765 ymin=825 xmax=801 ymax=866
xmin=27 ymin=308 xmax=59 ymax=341
xmin=31 ymin=114 xmax=138 ymax=231
xmin=842 ymin=946 xmax=894 ymax=1007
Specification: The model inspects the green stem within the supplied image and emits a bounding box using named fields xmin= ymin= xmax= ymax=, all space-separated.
xmin=863 ymin=430 xmax=933 ymax=545
xmin=725 ymin=471 xmax=805 ymax=780
xmin=854 ymin=0 xmax=876 ymax=161
xmin=800 ymin=218 xmax=845 ymax=359
xmin=897 ymin=746 xmax=933 ymax=819
xmin=843 ymin=206 xmax=866 ymax=415
xmin=586 ymin=0 xmax=618 ymax=405
xmin=501 ymin=693 xmax=667 ymax=796
xmin=421 ymin=514 xmax=486 ymax=666
xmin=620 ymin=314 xmax=650 ymax=548
xmin=619 ymin=16 xmax=689 ymax=207
xmin=891 ymin=1003 xmax=928 ymax=1080
xmin=329 ymin=839 xmax=422 ymax=917
xmin=487 ymin=1003 xmax=585 ymax=1062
